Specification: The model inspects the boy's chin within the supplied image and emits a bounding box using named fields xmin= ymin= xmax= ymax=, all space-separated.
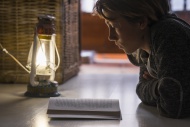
xmin=122 ymin=48 xmax=133 ymax=55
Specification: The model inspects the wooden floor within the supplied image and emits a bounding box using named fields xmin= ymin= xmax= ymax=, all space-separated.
xmin=0 ymin=63 xmax=190 ymax=127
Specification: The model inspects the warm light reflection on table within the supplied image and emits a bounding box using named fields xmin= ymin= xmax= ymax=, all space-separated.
xmin=34 ymin=114 xmax=49 ymax=127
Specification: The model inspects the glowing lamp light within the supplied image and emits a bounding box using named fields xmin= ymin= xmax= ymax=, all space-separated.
xmin=25 ymin=15 xmax=60 ymax=97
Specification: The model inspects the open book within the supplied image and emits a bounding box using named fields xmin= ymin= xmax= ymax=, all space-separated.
xmin=47 ymin=97 xmax=122 ymax=120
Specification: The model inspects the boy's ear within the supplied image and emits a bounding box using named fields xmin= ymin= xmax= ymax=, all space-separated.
xmin=139 ymin=17 xmax=149 ymax=29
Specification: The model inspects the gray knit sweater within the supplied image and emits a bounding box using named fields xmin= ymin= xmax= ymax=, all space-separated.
xmin=128 ymin=14 xmax=190 ymax=118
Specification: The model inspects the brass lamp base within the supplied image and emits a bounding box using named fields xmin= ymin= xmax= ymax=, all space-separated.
xmin=25 ymin=81 xmax=60 ymax=97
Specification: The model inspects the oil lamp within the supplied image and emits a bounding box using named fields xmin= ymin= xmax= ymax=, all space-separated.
xmin=25 ymin=15 xmax=60 ymax=97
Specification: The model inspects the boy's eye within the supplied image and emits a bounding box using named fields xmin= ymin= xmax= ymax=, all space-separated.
xmin=106 ymin=23 xmax=114 ymax=29
xmin=110 ymin=23 xmax=117 ymax=28
xmin=110 ymin=24 xmax=115 ymax=28
xmin=111 ymin=23 xmax=120 ymax=28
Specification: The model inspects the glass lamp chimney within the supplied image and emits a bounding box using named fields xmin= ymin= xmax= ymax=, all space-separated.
xmin=25 ymin=15 xmax=60 ymax=97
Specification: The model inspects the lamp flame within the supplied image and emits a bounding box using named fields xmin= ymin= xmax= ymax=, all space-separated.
xmin=36 ymin=43 xmax=47 ymax=68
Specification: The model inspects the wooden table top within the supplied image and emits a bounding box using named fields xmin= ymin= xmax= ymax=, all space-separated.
xmin=0 ymin=73 xmax=190 ymax=127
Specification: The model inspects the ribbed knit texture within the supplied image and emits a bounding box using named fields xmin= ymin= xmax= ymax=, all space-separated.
xmin=128 ymin=14 xmax=190 ymax=118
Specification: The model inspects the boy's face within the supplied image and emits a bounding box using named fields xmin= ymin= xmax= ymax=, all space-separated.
xmin=103 ymin=10 xmax=149 ymax=54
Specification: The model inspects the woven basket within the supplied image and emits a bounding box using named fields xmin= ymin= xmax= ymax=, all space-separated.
xmin=0 ymin=0 xmax=80 ymax=84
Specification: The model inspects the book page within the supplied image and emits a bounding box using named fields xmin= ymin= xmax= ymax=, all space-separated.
xmin=47 ymin=97 xmax=122 ymax=119
xmin=48 ymin=114 xmax=120 ymax=120
xmin=48 ymin=97 xmax=120 ymax=112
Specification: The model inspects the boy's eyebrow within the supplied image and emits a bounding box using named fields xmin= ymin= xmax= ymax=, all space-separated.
xmin=105 ymin=19 xmax=115 ymax=23
xmin=105 ymin=20 xmax=111 ymax=25
xmin=105 ymin=19 xmax=118 ymax=25
xmin=105 ymin=20 xmax=109 ymax=24
xmin=105 ymin=20 xmax=113 ymax=27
